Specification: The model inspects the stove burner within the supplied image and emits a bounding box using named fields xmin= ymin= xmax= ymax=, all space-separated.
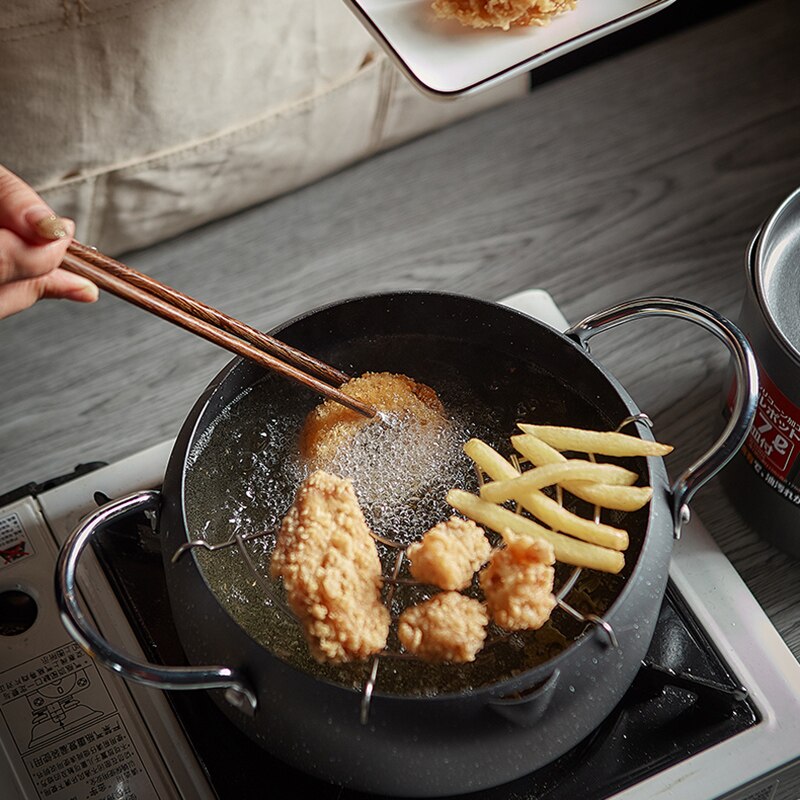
xmin=0 ymin=589 xmax=38 ymax=636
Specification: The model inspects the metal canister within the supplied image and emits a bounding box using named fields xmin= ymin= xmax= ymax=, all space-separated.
xmin=722 ymin=186 xmax=800 ymax=556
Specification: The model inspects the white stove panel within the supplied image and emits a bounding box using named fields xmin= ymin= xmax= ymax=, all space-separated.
xmin=0 ymin=492 xmax=213 ymax=800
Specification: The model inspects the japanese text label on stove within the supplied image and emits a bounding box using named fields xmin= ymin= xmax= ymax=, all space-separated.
xmin=0 ymin=641 xmax=162 ymax=800
xmin=0 ymin=512 xmax=36 ymax=570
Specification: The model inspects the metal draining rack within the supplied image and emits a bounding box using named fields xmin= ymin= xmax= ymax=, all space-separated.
xmin=172 ymin=414 xmax=652 ymax=724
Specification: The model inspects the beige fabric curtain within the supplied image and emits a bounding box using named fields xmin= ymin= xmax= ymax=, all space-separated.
xmin=0 ymin=1 xmax=526 ymax=255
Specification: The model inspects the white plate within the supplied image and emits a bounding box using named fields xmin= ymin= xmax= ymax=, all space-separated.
xmin=343 ymin=0 xmax=676 ymax=97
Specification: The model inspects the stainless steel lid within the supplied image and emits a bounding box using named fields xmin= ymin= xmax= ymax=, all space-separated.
xmin=753 ymin=185 xmax=800 ymax=363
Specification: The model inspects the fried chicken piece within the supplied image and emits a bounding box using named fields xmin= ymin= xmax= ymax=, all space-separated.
xmin=406 ymin=516 xmax=491 ymax=591
xmin=479 ymin=534 xmax=557 ymax=630
xmin=270 ymin=471 xmax=390 ymax=664
xmin=432 ymin=0 xmax=577 ymax=30
xmin=398 ymin=592 xmax=488 ymax=663
xmin=299 ymin=372 xmax=446 ymax=468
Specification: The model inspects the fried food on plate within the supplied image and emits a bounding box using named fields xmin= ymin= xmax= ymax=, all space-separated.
xmin=406 ymin=516 xmax=492 ymax=591
xmin=270 ymin=471 xmax=390 ymax=663
xmin=299 ymin=371 xmax=446 ymax=468
xmin=480 ymin=534 xmax=557 ymax=630
xmin=398 ymin=591 xmax=489 ymax=663
xmin=432 ymin=0 xmax=577 ymax=30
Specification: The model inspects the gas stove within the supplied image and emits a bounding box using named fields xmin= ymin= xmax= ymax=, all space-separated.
xmin=2 ymin=291 xmax=800 ymax=800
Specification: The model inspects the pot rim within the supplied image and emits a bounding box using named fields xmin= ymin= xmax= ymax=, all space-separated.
xmin=168 ymin=289 xmax=672 ymax=703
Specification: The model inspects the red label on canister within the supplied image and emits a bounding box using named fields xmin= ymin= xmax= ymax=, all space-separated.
xmin=721 ymin=186 xmax=800 ymax=555
xmin=728 ymin=362 xmax=800 ymax=501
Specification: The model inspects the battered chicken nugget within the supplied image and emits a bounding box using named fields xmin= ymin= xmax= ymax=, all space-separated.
xmin=432 ymin=0 xmax=577 ymax=30
xmin=406 ymin=516 xmax=491 ymax=591
xmin=270 ymin=471 xmax=390 ymax=664
xmin=398 ymin=592 xmax=488 ymax=663
xmin=480 ymin=534 xmax=557 ymax=630
xmin=299 ymin=371 xmax=447 ymax=468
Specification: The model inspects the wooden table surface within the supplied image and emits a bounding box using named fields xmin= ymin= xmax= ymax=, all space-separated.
xmin=3 ymin=0 xmax=799 ymax=655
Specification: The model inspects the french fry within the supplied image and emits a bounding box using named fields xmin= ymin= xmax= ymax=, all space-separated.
xmin=480 ymin=461 xmax=638 ymax=504
xmin=463 ymin=439 xmax=628 ymax=550
xmin=447 ymin=489 xmax=625 ymax=574
xmin=464 ymin=438 xmax=519 ymax=482
xmin=512 ymin=434 xmax=653 ymax=512
xmin=559 ymin=482 xmax=653 ymax=512
xmin=517 ymin=491 xmax=628 ymax=550
xmin=511 ymin=433 xmax=566 ymax=467
xmin=517 ymin=423 xmax=673 ymax=457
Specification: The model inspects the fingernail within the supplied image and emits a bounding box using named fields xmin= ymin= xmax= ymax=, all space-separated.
xmin=26 ymin=208 xmax=72 ymax=240
xmin=65 ymin=280 xmax=99 ymax=303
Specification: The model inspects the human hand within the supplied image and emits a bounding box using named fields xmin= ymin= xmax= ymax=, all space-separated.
xmin=0 ymin=165 xmax=98 ymax=319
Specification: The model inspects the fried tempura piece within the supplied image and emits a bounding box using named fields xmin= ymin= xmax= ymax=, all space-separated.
xmin=406 ymin=516 xmax=491 ymax=591
xmin=270 ymin=471 xmax=390 ymax=663
xmin=398 ymin=592 xmax=488 ymax=663
xmin=299 ymin=371 xmax=447 ymax=468
xmin=479 ymin=534 xmax=557 ymax=630
xmin=432 ymin=0 xmax=577 ymax=30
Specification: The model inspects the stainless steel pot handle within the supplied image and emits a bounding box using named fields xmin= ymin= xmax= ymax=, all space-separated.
xmin=55 ymin=489 xmax=258 ymax=715
xmin=565 ymin=296 xmax=758 ymax=538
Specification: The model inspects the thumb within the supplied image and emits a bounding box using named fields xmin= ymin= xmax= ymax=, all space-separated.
xmin=0 ymin=165 xmax=72 ymax=243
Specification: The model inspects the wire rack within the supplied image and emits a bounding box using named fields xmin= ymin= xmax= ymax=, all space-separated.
xmin=172 ymin=413 xmax=653 ymax=724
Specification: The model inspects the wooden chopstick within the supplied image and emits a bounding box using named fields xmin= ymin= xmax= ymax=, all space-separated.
xmin=68 ymin=241 xmax=351 ymax=387
xmin=61 ymin=244 xmax=377 ymax=419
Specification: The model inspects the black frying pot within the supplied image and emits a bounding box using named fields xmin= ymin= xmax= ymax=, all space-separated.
xmin=57 ymin=292 xmax=756 ymax=797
